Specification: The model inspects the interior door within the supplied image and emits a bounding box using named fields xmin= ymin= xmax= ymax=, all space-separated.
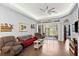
xmin=64 ymin=25 xmax=67 ymax=43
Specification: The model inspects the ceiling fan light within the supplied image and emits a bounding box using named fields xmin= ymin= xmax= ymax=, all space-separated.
xmin=47 ymin=11 xmax=52 ymax=15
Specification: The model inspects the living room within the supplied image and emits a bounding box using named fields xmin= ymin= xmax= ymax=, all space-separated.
xmin=0 ymin=3 xmax=78 ymax=56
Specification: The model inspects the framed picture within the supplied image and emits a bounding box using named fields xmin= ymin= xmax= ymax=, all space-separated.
xmin=19 ymin=23 xmax=27 ymax=32
xmin=0 ymin=23 xmax=13 ymax=32
xmin=31 ymin=24 xmax=35 ymax=29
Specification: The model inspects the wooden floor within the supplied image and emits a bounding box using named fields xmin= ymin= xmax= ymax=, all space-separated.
xmin=19 ymin=37 xmax=69 ymax=56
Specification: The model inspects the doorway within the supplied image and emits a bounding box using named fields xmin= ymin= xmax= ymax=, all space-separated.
xmin=64 ymin=25 xmax=67 ymax=43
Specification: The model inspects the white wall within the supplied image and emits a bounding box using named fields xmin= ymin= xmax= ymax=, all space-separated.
xmin=0 ymin=5 xmax=37 ymax=37
xmin=59 ymin=6 xmax=78 ymax=41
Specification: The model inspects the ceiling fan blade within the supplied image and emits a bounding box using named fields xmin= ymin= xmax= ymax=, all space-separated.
xmin=40 ymin=8 xmax=45 ymax=12
xmin=49 ymin=10 xmax=57 ymax=13
xmin=47 ymin=10 xmax=56 ymax=15
xmin=47 ymin=11 xmax=52 ymax=15
xmin=50 ymin=11 xmax=55 ymax=12
xmin=50 ymin=8 xmax=55 ymax=11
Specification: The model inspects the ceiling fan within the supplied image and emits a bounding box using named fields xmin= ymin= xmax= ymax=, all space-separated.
xmin=40 ymin=6 xmax=56 ymax=15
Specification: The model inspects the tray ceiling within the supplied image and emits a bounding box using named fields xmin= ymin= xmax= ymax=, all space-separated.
xmin=1 ymin=3 xmax=76 ymax=21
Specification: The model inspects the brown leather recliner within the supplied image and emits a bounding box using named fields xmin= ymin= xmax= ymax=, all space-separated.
xmin=0 ymin=36 xmax=23 ymax=56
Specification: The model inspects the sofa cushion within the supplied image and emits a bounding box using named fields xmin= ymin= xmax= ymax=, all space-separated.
xmin=17 ymin=35 xmax=32 ymax=40
xmin=5 ymin=41 xmax=16 ymax=46
xmin=2 ymin=46 xmax=12 ymax=53
xmin=0 ymin=36 xmax=16 ymax=46
xmin=3 ymin=36 xmax=16 ymax=44
xmin=17 ymin=35 xmax=37 ymax=47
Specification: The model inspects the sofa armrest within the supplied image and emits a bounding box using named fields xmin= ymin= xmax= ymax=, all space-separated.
xmin=12 ymin=45 xmax=23 ymax=54
xmin=15 ymin=42 xmax=22 ymax=45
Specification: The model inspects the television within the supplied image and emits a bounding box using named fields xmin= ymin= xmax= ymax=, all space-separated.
xmin=74 ymin=21 xmax=78 ymax=33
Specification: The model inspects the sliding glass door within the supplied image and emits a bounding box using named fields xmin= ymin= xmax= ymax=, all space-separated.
xmin=45 ymin=25 xmax=58 ymax=37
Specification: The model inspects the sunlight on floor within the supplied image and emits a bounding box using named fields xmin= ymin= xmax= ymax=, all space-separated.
xmin=65 ymin=39 xmax=69 ymax=54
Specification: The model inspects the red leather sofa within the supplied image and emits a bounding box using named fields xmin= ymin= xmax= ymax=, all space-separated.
xmin=17 ymin=35 xmax=37 ymax=48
